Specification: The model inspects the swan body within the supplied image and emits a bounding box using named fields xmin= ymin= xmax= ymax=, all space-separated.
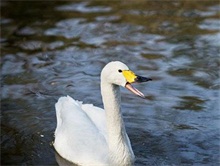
xmin=54 ymin=61 xmax=151 ymax=166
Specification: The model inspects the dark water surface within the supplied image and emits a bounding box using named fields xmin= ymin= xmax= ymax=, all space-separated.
xmin=1 ymin=1 xmax=220 ymax=165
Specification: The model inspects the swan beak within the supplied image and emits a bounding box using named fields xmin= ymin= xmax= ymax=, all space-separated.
xmin=123 ymin=70 xmax=152 ymax=98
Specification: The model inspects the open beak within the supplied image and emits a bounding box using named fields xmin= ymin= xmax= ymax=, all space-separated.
xmin=125 ymin=83 xmax=146 ymax=98
xmin=123 ymin=70 xmax=152 ymax=98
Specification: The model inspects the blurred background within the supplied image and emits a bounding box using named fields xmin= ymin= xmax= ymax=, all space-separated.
xmin=1 ymin=1 xmax=220 ymax=165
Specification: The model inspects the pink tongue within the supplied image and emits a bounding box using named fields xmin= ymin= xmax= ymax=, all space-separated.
xmin=125 ymin=83 xmax=145 ymax=98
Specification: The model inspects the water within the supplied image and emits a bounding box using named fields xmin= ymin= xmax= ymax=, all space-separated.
xmin=1 ymin=1 xmax=220 ymax=165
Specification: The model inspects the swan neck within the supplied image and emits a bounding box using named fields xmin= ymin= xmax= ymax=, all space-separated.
xmin=101 ymin=82 xmax=134 ymax=165
xmin=101 ymin=83 xmax=124 ymax=134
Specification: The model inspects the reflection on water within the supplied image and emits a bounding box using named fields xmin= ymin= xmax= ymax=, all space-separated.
xmin=55 ymin=152 xmax=78 ymax=166
xmin=1 ymin=1 xmax=220 ymax=165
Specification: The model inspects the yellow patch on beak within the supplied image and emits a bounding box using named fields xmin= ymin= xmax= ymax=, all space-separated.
xmin=122 ymin=70 xmax=137 ymax=83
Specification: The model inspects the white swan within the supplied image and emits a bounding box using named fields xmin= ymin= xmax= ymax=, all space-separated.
xmin=54 ymin=61 xmax=152 ymax=166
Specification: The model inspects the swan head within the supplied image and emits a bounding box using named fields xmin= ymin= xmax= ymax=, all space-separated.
xmin=101 ymin=61 xmax=152 ymax=98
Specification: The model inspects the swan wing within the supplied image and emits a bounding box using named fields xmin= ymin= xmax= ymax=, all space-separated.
xmin=82 ymin=103 xmax=107 ymax=139
xmin=54 ymin=96 xmax=108 ymax=165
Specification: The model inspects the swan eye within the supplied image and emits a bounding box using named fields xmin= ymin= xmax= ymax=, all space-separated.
xmin=118 ymin=69 xmax=122 ymax=73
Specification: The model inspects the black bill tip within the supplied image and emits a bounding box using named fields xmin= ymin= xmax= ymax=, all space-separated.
xmin=135 ymin=75 xmax=152 ymax=83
